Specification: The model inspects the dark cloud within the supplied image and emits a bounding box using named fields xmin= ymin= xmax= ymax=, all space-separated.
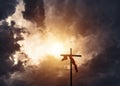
xmin=0 ymin=78 xmax=7 ymax=86
xmin=74 ymin=0 xmax=118 ymax=36
xmin=1 ymin=0 xmax=120 ymax=86
xmin=0 ymin=21 xmax=24 ymax=85
xmin=45 ymin=0 xmax=120 ymax=36
xmin=23 ymin=0 xmax=45 ymax=27
xmin=0 ymin=0 xmax=18 ymax=20
xmin=74 ymin=1 xmax=120 ymax=86
xmin=73 ymin=44 xmax=120 ymax=86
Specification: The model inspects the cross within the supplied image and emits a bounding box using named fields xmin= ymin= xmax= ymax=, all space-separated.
xmin=60 ymin=48 xmax=82 ymax=86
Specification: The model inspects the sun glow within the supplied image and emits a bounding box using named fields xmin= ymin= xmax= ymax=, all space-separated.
xmin=49 ymin=43 xmax=64 ymax=57
xmin=18 ymin=32 xmax=71 ymax=65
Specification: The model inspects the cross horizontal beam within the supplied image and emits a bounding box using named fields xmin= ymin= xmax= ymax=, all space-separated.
xmin=60 ymin=54 xmax=82 ymax=57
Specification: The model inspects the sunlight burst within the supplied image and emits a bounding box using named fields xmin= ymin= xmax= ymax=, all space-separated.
xmin=49 ymin=43 xmax=64 ymax=58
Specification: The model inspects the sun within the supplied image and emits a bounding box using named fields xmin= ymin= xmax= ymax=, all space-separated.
xmin=49 ymin=43 xmax=64 ymax=58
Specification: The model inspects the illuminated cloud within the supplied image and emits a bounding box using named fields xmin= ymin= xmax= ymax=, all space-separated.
xmin=0 ymin=0 xmax=120 ymax=86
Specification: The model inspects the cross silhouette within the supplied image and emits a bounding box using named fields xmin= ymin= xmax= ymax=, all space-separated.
xmin=60 ymin=48 xmax=82 ymax=86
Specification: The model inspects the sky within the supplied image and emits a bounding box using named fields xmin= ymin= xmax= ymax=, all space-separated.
xmin=0 ymin=0 xmax=120 ymax=86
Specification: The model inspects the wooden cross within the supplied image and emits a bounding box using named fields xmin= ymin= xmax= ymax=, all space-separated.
xmin=60 ymin=48 xmax=82 ymax=86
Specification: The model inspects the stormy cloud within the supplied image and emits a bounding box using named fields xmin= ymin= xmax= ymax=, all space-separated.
xmin=0 ymin=21 xmax=24 ymax=85
xmin=0 ymin=0 xmax=120 ymax=86
xmin=23 ymin=0 xmax=45 ymax=27
xmin=0 ymin=0 xmax=18 ymax=20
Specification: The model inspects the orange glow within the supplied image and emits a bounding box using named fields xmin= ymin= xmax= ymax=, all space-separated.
xmin=6 ymin=0 xmax=86 ymax=67
xmin=17 ymin=31 xmax=72 ymax=65
xmin=49 ymin=42 xmax=64 ymax=57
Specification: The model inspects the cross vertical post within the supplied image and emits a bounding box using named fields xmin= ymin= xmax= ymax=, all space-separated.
xmin=70 ymin=48 xmax=72 ymax=86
